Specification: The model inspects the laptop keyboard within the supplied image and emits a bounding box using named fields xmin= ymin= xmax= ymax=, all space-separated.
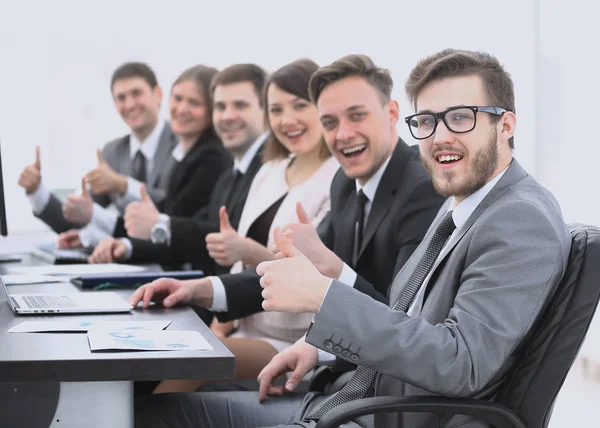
xmin=22 ymin=295 xmax=77 ymax=309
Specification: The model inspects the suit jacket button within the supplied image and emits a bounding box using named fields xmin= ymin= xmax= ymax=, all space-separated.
xmin=324 ymin=340 xmax=333 ymax=349
xmin=333 ymin=345 xmax=343 ymax=353
xmin=342 ymin=349 xmax=351 ymax=358
xmin=350 ymin=354 xmax=360 ymax=362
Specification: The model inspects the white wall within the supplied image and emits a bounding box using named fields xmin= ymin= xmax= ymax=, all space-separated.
xmin=538 ymin=0 xmax=600 ymax=226
xmin=0 ymin=0 xmax=538 ymax=232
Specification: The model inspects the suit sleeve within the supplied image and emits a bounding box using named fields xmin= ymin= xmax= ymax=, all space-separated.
xmin=213 ymin=269 xmax=265 ymax=322
xmin=306 ymin=200 xmax=569 ymax=397
xmin=35 ymin=193 xmax=82 ymax=234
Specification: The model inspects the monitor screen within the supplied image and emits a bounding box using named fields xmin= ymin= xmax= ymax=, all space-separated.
xmin=0 ymin=140 xmax=7 ymax=236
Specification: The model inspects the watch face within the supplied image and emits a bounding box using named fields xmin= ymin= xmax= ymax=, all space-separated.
xmin=152 ymin=227 xmax=168 ymax=243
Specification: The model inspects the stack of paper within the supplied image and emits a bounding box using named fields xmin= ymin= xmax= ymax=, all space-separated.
xmin=87 ymin=329 xmax=212 ymax=351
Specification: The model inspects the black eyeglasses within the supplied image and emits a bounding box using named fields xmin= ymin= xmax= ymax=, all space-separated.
xmin=404 ymin=106 xmax=507 ymax=140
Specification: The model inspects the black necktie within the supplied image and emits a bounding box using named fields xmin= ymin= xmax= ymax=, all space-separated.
xmin=223 ymin=169 xmax=243 ymax=208
xmin=352 ymin=190 xmax=368 ymax=267
xmin=132 ymin=150 xmax=147 ymax=183
xmin=305 ymin=211 xmax=456 ymax=421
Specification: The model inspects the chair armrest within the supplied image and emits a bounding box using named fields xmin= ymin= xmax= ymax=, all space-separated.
xmin=314 ymin=396 xmax=527 ymax=428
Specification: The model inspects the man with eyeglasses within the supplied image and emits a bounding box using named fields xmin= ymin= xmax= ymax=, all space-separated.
xmin=134 ymin=50 xmax=570 ymax=428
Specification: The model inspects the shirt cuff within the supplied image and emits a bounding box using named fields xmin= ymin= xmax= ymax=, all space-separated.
xmin=317 ymin=348 xmax=337 ymax=366
xmin=207 ymin=276 xmax=228 ymax=312
xmin=114 ymin=177 xmax=142 ymax=210
xmin=118 ymin=238 xmax=133 ymax=261
xmin=79 ymin=223 xmax=110 ymax=248
xmin=338 ymin=263 xmax=358 ymax=287
xmin=27 ymin=183 xmax=51 ymax=215
xmin=91 ymin=203 xmax=118 ymax=234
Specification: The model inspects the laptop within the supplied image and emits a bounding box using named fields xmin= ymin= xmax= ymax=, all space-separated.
xmin=1 ymin=274 xmax=133 ymax=315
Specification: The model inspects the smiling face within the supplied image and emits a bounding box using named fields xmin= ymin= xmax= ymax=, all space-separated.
xmin=266 ymin=83 xmax=322 ymax=157
xmin=317 ymin=76 xmax=398 ymax=184
xmin=112 ymin=77 xmax=162 ymax=137
xmin=416 ymin=75 xmax=515 ymax=202
xmin=212 ymin=81 xmax=265 ymax=157
xmin=169 ymin=79 xmax=210 ymax=140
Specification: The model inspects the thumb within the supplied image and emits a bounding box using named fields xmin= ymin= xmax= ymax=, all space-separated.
xmin=286 ymin=359 xmax=312 ymax=391
xmin=140 ymin=184 xmax=150 ymax=202
xmin=34 ymin=145 xmax=41 ymax=170
xmin=113 ymin=242 xmax=126 ymax=259
xmin=273 ymin=227 xmax=300 ymax=258
xmin=219 ymin=206 xmax=233 ymax=231
xmin=81 ymin=177 xmax=90 ymax=196
xmin=296 ymin=202 xmax=311 ymax=224
xmin=96 ymin=148 xmax=106 ymax=164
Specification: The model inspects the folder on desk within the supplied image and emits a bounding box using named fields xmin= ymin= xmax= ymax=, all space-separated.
xmin=71 ymin=270 xmax=205 ymax=289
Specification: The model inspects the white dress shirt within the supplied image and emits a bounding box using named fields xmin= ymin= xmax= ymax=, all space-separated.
xmin=317 ymin=165 xmax=509 ymax=364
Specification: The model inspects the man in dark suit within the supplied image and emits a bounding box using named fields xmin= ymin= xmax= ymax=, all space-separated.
xmin=133 ymin=52 xmax=571 ymax=428
xmin=129 ymin=55 xmax=443 ymax=334
xmin=18 ymin=62 xmax=177 ymax=241
xmin=89 ymin=64 xmax=269 ymax=275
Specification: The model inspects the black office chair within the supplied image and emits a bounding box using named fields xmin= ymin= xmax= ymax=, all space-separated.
xmin=315 ymin=224 xmax=600 ymax=428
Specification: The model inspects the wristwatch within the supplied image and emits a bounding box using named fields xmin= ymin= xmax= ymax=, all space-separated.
xmin=150 ymin=214 xmax=171 ymax=244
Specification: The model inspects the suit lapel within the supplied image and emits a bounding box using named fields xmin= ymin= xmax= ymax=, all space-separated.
xmin=236 ymin=160 xmax=289 ymax=238
xmin=149 ymin=122 xmax=177 ymax=187
xmin=357 ymin=139 xmax=412 ymax=261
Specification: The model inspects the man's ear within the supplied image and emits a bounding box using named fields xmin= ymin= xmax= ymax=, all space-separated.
xmin=499 ymin=111 xmax=517 ymax=142
xmin=388 ymin=100 xmax=400 ymax=128
xmin=154 ymin=85 xmax=164 ymax=105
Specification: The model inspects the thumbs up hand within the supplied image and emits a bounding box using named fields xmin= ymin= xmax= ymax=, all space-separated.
xmin=18 ymin=146 xmax=43 ymax=194
xmin=277 ymin=203 xmax=344 ymax=278
xmin=124 ymin=185 xmax=160 ymax=240
xmin=205 ymin=206 xmax=250 ymax=267
xmin=256 ymin=227 xmax=329 ymax=313
xmin=86 ymin=148 xmax=128 ymax=195
xmin=62 ymin=177 xmax=94 ymax=225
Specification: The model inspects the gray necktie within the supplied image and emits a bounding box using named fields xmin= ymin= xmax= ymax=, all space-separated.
xmin=132 ymin=150 xmax=147 ymax=183
xmin=305 ymin=211 xmax=456 ymax=421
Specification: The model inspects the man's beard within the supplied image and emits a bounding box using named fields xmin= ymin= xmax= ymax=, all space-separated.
xmin=422 ymin=130 xmax=499 ymax=199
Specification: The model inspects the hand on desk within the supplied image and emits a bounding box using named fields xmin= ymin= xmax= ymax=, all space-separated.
xmin=124 ymin=185 xmax=160 ymax=240
xmin=257 ymin=227 xmax=330 ymax=314
xmin=279 ymin=203 xmax=344 ymax=278
xmin=257 ymin=337 xmax=318 ymax=402
xmin=129 ymin=278 xmax=195 ymax=309
xmin=56 ymin=229 xmax=82 ymax=249
xmin=18 ymin=145 xmax=42 ymax=194
xmin=88 ymin=237 xmax=127 ymax=263
xmin=62 ymin=178 xmax=93 ymax=225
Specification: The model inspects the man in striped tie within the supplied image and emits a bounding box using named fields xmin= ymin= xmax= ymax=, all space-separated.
xmin=134 ymin=50 xmax=571 ymax=428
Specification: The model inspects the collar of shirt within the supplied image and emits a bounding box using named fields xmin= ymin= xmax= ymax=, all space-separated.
xmin=355 ymin=152 xmax=393 ymax=202
xmin=171 ymin=141 xmax=187 ymax=162
xmin=129 ymin=120 xmax=166 ymax=161
xmin=449 ymin=164 xmax=510 ymax=231
xmin=234 ymin=132 xmax=269 ymax=174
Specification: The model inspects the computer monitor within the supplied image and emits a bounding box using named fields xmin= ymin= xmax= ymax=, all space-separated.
xmin=0 ymin=140 xmax=7 ymax=236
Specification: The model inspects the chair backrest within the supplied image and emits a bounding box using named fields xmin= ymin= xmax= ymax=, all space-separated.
xmin=494 ymin=224 xmax=600 ymax=428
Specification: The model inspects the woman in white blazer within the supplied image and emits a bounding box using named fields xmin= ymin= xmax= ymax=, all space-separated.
xmin=154 ymin=59 xmax=339 ymax=394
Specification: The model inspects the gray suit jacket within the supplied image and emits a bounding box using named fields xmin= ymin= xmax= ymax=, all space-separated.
xmin=36 ymin=122 xmax=177 ymax=234
xmin=306 ymin=159 xmax=571 ymax=428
